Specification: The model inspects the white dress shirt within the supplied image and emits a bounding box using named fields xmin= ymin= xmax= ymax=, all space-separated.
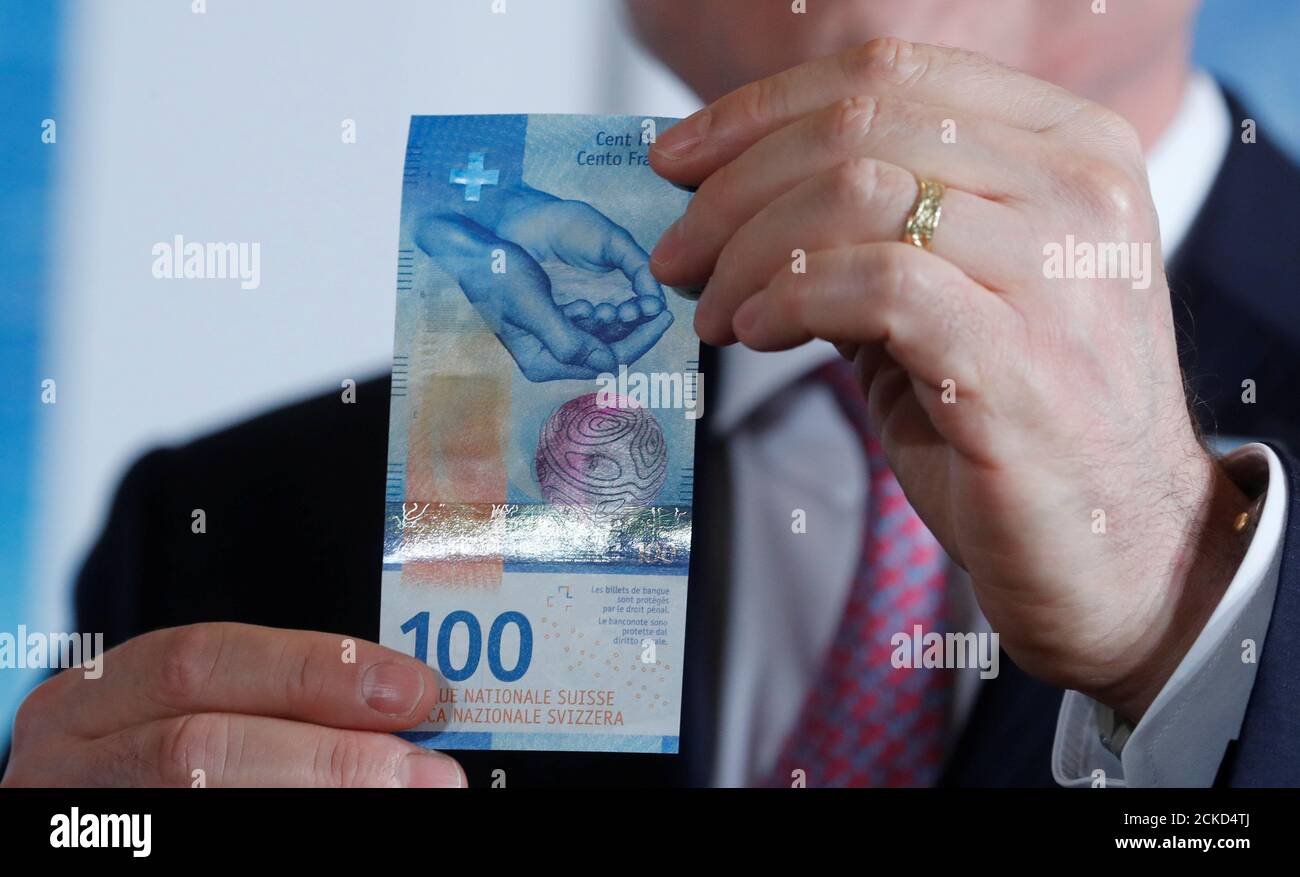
xmin=709 ymin=71 xmax=1290 ymax=787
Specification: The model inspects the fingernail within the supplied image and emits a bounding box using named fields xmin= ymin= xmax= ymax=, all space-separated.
xmin=400 ymin=752 xmax=466 ymax=789
xmin=361 ymin=661 xmax=425 ymax=716
xmin=651 ymin=215 xmax=687 ymax=268
xmin=654 ymin=109 xmax=710 ymax=160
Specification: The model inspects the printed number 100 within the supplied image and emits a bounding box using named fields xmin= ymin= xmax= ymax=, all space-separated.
xmin=400 ymin=611 xmax=533 ymax=682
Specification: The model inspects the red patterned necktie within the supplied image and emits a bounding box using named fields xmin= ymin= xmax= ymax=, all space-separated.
xmin=768 ymin=359 xmax=952 ymax=787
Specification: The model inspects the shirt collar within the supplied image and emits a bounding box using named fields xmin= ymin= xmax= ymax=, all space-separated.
xmin=1147 ymin=70 xmax=1232 ymax=263
xmin=710 ymin=71 xmax=1231 ymax=436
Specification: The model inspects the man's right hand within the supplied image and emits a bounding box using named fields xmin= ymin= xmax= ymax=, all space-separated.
xmin=0 ymin=623 xmax=465 ymax=788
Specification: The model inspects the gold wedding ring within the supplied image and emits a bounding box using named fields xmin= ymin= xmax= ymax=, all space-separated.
xmin=904 ymin=177 xmax=945 ymax=250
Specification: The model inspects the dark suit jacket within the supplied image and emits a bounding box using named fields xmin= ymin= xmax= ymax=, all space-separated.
xmin=36 ymin=95 xmax=1300 ymax=787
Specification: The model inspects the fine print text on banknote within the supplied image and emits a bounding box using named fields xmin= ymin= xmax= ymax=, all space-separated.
xmin=380 ymin=115 xmax=699 ymax=753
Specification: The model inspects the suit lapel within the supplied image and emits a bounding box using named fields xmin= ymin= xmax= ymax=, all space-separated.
xmin=1167 ymin=91 xmax=1300 ymax=453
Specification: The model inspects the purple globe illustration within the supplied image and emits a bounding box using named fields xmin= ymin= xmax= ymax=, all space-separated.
xmin=535 ymin=393 xmax=668 ymax=513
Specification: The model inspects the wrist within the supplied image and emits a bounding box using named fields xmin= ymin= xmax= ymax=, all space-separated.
xmin=1097 ymin=453 xmax=1255 ymax=722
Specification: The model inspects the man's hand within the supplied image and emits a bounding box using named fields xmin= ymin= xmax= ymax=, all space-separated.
xmin=649 ymin=38 xmax=1252 ymax=721
xmin=0 ymin=623 xmax=465 ymax=788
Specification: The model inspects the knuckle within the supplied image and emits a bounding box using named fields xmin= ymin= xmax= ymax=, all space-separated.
xmin=156 ymin=624 xmax=226 ymax=706
xmin=159 ymin=713 xmax=230 ymax=786
xmin=846 ymin=37 xmax=927 ymax=88
xmin=736 ymin=75 xmax=783 ymax=129
xmin=1056 ymin=155 xmax=1145 ymax=225
xmin=281 ymin=640 xmax=330 ymax=713
xmin=1091 ymin=167 xmax=1144 ymax=228
xmin=835 ymin=156 xmax=910 ymax=212
xmin=875 ymin=247 xmax=915 ymax=307
xmin=313 ymin=733 xmax=392 ymax=788
xmin=820 ymin=96 xmax=879 ymax=153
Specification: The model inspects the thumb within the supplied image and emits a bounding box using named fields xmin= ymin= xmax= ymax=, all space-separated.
xmin=499 ymin=251 xmax=616 ymax=373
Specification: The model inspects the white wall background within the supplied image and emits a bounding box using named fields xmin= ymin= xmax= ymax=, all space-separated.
xmin=34 ymin=0 xmax=698 ymax=630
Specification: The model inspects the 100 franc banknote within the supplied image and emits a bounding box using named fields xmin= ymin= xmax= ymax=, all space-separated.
xmin=380 ymin=115 xmax=699 ymax=753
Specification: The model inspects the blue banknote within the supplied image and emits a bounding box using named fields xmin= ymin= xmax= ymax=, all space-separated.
xmin=380 ymin=115 xmax=699 ymax=753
